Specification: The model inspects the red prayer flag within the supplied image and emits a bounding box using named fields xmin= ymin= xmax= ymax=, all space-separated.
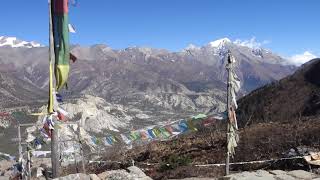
xmin=43 ymin=123 xmax=52 ymax=138
xmin=54 ymin=0 xmax=69 ymax=14
xmin=202 ymin=117 xmax=216 ymax=127
xmin=57 ymin=112 xmax=65 ymax=121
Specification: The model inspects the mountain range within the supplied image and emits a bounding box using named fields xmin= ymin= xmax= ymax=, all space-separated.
xmin=0 ymin=36 xmax=41 ymax=48
xmin=0 ymin=36 xmax=296 ymax=132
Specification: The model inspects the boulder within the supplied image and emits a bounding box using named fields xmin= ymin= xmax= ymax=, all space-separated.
xmin=269 ymin=170 xmax=286 ymax=175
xmin=101 ymin=169 xmax=132 ymax=180
xmin=225 ymin=170 xmax=275 ymax=180
xmin=3 ymin=169 xmax=14 ymax=178
xmin=53 ymin=173 xmax=90 ymax=180
xmin=31 ymin=167 xmax=44 ymax=178
xmin=97 ymin=172 xmax=108 ymax=180
xmin=127 ymin=166 xmax=152 ymax=180
xmin=287 ymin=170 xmax=316 ymax=179
xmin=98 ymin=166 xmax=152 ymax=180
xmin=0 ymin=160 xmax=14 ymax=170
xmin=274 ymin=174 xmax=296 ymax=180
xmin=89 ymin=174 xmax=101 ymax=180
xmin=224 ymin=169 xmax=320 ymax=180
xmin=0 ymin=177 xmax=10 ymax=180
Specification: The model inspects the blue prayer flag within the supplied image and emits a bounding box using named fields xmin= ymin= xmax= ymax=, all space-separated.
xmin=56 ymin=93 xmax=63 ymax=102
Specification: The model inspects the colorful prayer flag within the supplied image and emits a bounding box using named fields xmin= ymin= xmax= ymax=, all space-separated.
xmin=57 ymin=111 xmax=65 ymax=121
xmin=165 ymin=126 xmax=174 ymax=135
xmin=202 ymin=116 xmax=216 ymax=127
xmin=186 ymin=119 xmax=197 ymax=131
xmin=40 ymin=128 xmax=50 ymax=139
xmin=193 ymin=114 xmax=207 ymax=120
xmin=106 ymin=136 xmax=113 ymax=145
xmin=140 ymin=130 xmax=149 ymax=140
xmin=68 ymin=24 xmax=76 ymax=33
xmin=56 ymin=107 xmax=69 ymax=120
xmin=26 ymin=134 xmax=36 ymax=143
xmin=91 ymin=136 xmax=97 ymax=145
xmin=70 ymin=53 xmax=77 ymax=63
xmin=170 ymin=124 xmax=182 ymax=135
xmin=152 ymin=128 xmax=161 ymax=137
xmin=34 ymin=138 xmax=43 ymax=150
xmin=110 ymin=135 xmax=117 ymax=143
xmin=159 ymin=127 xmax=171 ymax=138
xmin=147 ymin=129 xmax=156 ymax=139
xmin=11 ymin=111 xmax=25 ymax=120
xmin=120 ymin=134 xmax=132 ymax=145
xmin=129 ymin=131 xmax=140 ymax=141
xmin=56 ymin=93 xmax=63 ymax=102
xmin=178 ymin=120 xmax=188 ymax=132
xmin=43 ymin=123 xmax=52 ymax=138
xmin=226 ymin=53 xmax=240 ymax=157
xmin=52 ymin=0 xmax=71 ymax=91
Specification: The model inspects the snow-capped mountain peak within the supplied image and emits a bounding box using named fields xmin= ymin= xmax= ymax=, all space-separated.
xmin=0 ymin=36 xmax=42 ymax=48
xmin=184 ymin=44 xmax=200 ymax=50
xmin=208 ymin=38 xmax=231 ymax=48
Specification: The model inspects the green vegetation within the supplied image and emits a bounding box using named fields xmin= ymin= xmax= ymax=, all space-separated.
xmin=159 ymin=154 xmax=192 ymax=171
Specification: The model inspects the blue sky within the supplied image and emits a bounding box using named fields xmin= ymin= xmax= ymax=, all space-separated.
xmin=0 ymin=0 xmax=319 ymax=58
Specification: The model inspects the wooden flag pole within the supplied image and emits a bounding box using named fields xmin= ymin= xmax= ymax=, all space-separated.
xmin=48 ymin=0 xmax=54 ymax=114
xmin=18 ymin=124 xmax=22 ymax=161
xmin=77 ymin=122 xmax=86 ymax=173
xmin=48 ymin=0 xmax=60 ymax=177
xmin=27 ymin=146 xmax=31 ymax=180
xmin=225 ymin=52 xmax=232 ymax=175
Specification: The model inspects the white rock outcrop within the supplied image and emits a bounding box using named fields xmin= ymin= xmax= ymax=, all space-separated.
xmin=225 ymin=169 xmax=319 ymax=180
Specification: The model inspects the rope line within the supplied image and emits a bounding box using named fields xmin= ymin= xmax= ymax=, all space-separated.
xmin=195 ymin=156 xmax=304 ymax=167
xmin=87 ymin=156 xmax=305 ymax=167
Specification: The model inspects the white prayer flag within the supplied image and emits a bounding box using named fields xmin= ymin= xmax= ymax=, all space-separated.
xmin=68 ymin=24 xmax=76 ymax=33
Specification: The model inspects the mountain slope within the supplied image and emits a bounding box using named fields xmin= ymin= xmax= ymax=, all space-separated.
xmin=237 ymin=58 xmax=320 ymax=127
xmin=180 ymin=38 xmax=296 ymax=92
xmin=0 ymin=71 xmax=46 ymax=108
xmin=0 ymin=37 xmax=296 ymax=128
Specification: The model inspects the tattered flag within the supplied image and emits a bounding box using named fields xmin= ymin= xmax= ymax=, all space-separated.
xmin=52 ymin=0 xmax=71 ymax=91
xmin=70 ymin=53 xmax=77 ymax=63
xmin=56 ymin=93 xmax=63 ymax=102
xmin=68 ymin=24 xmax=76 ymax=33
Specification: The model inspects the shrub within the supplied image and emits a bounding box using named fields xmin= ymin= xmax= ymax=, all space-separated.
xmin=159 ymin=154 xmax=192 ymax=171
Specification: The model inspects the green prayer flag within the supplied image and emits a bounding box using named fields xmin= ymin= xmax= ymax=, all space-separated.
xmin=152 ymin=128 xmax=161 ymax=137
xmin=159 ymin=127 xmax=171 ymax=138
xmin=193 ymin=114 xmax=207 ymax=120
xmin=52 ymin=0 xmax=70 ymax=91
xmin=187 ymin=119 xmax=198 ymax=131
